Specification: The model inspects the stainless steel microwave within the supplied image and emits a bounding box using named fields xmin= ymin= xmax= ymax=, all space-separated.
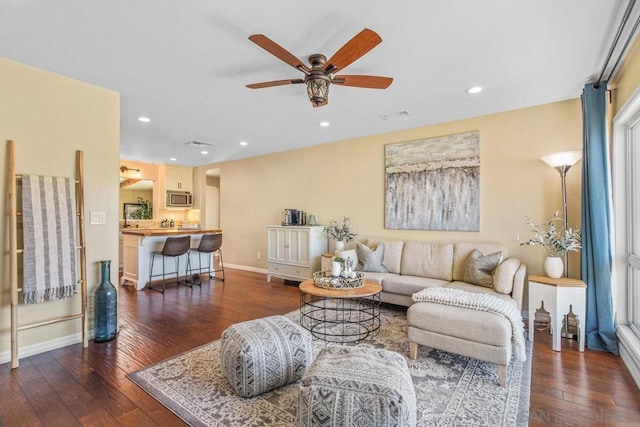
xmin=166 ymin=190 xmax=192 ymax=208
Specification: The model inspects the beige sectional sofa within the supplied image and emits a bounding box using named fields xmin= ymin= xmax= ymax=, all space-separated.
xmin=342 ymin=240 xmax=527 ymax=387
xmin=348 ymin=240 xmax=526 ymax=310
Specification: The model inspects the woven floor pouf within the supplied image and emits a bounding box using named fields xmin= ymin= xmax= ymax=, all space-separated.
xmin=221 ymin=315 xmax=313 ymax=398
xmin=298 ymin=345 xmax=417 ymax=427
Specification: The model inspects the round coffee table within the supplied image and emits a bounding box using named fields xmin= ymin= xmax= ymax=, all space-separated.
xmin=299 ymin=279 xmax=382 ymax=343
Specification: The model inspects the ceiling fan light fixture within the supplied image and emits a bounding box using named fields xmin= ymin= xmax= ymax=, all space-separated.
xmin=306 ymin=75 xmax=330 ymax=107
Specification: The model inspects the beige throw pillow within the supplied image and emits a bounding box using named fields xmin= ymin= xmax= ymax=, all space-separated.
xmin=463 ymin=249 xmax=503 ymax=288
xmin=355 ymin=242 xmax=388 ymax=273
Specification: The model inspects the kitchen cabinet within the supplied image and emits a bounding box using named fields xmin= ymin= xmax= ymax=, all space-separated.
xmin=163 ymin=165 xmax=193 ymax=191
xmin=267 ymin=225 xmax=326 ymax=282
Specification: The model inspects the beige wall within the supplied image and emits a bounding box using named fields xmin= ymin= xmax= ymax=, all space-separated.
xmin=611 ymin=32 xmax=640 ymax=116
xmin=0 ymin=58 xmax=120 ymax=359
xmin=195 ymin=98 xmax=584 ymax=278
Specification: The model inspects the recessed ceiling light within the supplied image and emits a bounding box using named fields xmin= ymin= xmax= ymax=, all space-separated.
xmin=170 ymin=158 xmax=177 ymax=161
xmin=201 ymin=150 xmax=209 ymax=155
xmin=138 ymin=116 xmax=151 ymax=123
xmin=319 ymin=121 xmax=330 ymax=127
xmin=240 ymin=141 xmax=248 ymax=146
xmin=466 ymin=86 xmax=483 ymax=94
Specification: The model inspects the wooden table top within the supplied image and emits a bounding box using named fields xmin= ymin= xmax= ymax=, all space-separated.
xmin=529 ymin=275 xmax=586 ymax=288
xmin=299 ymin=279 xmax=382 ymax=298
xmin=121 ymin=229 xmax=221 ymax=237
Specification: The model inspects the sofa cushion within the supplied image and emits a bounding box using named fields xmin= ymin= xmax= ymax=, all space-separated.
xmin=407 ymin=302 xmax=512 ymax=348
xmin=356 ymin=242 xmax=388 ymax=273
xmin=444 ymin=281 xmax=516 ymax=306
xmin=463 ymin=249 xmax=503 ymax=287
xmin=453 ymin=243 xmax=508 ymax=281
xmin=367 ymin=239 xmax=404 ymax=274
xmin=400 ymin=242 xmax=453 ymax=281
xmin=381 ymin=275 xmax=449 ymax=296
xmin=362 ymin=271 xmax=397 ymax=285
xmin=493 ymin=258 xmax=521 ymax=295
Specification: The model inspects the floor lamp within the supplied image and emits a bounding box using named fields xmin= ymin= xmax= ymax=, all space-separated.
xmin=540 ymin=151 xmax=582 ymax=278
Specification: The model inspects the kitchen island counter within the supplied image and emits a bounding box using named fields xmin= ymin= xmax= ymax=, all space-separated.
xmin=121 ymin=228 xmax=221 ymax=237
xmin=121 ymin=229 xmax=222 ymax=290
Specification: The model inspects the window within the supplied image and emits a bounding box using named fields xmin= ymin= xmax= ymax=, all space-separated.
xmin=629 ymin=118 xmax=640 ymax=336
xmin=613 ymin=84 xmax=640 ymax=384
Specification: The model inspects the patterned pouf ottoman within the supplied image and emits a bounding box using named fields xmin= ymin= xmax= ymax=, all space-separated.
xmin=221 ymin=315 xmax=313 ymax=398
xmin=298 ymin=345 xmax=417 ymax=427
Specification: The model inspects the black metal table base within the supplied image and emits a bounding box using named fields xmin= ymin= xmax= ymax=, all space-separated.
xmin=299 ymin=292 xmax=381 ymax=343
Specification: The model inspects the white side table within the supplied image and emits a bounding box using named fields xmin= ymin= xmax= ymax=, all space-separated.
xmin=528 ymin=275 xmax=586 ymax=352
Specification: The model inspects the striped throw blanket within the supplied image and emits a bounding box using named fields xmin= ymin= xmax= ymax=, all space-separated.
xmin=412 ymin=287 xmax=527 ymax=362
xmin=21 ymin=174 xmax=78 ymax=304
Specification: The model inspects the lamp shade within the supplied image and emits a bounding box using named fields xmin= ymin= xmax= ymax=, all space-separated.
xmin=540 ymin=151 xmax=582 ymax=168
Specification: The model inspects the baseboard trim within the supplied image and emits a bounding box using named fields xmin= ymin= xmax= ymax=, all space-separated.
xmin=617 ymin=325 xmax=640 ymax=389
xmin=0 ymin=332 xmax=86 ymax=365
xmin=225 ymin=263 xmax=268 ymax=275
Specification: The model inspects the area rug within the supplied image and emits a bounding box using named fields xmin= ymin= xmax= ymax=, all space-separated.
xmin=127 ymin=307 xmax=531 ymax=426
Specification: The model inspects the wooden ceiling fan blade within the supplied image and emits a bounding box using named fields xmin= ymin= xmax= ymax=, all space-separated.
xmin=332 ymin=75 xmax=393 ymax=89
xmin=246 ymin=79 xmax=304 ymax=89
xmin=324 ymin=29 xmax=382 ymax=73
xmin=248 ymin=34 xmax=310 ymax=73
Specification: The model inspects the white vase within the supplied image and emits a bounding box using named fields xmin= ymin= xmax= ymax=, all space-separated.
xmin=544 ymin=256 xmax=564 ymax=279
xmin=334 ymin=240 xmax=345 ymax=253
xmin=331 ymin=261 xmax=342 ymax=277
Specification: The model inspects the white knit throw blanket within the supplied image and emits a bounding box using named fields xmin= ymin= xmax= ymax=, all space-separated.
xmin=412 ymin=288 xmax=526 ymax=362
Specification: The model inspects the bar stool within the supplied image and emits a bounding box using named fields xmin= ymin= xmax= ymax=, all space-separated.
xmin=188 ymin=233 xmax=225 ymax=285
xmin=148 ymin=235 xmax=191 ymax=293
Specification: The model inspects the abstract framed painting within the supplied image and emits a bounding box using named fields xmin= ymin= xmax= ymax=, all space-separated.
xmin=385 ymin=131 xmax=480 ymax=231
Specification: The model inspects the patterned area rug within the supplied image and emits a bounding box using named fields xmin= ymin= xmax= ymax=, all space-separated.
xmin=127 ymin=306 xmax=531 ymax=426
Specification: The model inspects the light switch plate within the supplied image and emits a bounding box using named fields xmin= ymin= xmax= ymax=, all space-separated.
xmin=90 ymin=211 xmax=106 ymax=225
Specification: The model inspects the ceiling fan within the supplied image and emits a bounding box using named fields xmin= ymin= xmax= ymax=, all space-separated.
xmin=246 ymin=28 xmax=393 ymax=107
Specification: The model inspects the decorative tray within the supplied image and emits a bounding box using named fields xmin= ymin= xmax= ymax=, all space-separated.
xmin=312 ymin=271 xmax=365 ymax=290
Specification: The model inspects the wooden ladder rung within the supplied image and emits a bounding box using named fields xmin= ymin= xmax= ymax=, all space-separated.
xmin=17 ymin=313 xmax=84 ymax=331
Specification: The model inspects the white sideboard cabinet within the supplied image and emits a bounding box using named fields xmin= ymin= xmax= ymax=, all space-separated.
xmin=267 ymin=225 xmax=326 ymax=282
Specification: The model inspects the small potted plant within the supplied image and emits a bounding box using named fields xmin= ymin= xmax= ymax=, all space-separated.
xmin=323 ymin=217 xmax=358 ymax=252
xmin=518 ymin=211 xmax=581 ymax=278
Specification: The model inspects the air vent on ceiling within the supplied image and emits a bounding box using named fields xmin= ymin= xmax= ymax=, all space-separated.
xmin=185 ymin=140 xmax=212 ymax=147
xmin=378 ymin=110 xmax=412 ymax=121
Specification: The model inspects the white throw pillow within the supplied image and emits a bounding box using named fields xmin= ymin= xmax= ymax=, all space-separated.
xmin=337 ymin=249 xmax=358 ymax=271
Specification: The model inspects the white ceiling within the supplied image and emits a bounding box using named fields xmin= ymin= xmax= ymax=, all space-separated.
xmin=0 ymin=0 xmax=627 ymax=167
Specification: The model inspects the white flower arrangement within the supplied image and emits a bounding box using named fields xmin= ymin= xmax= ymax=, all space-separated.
xmin=323 ymin=217 xmax=358 ymax=242
xmin=518 ymin=211 xmax=581 ymax=257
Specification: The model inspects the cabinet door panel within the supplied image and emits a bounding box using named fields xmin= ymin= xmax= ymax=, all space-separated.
xmin=268 ymin=228 xmax=288 ymax=262
xmin=165 ymin=166 xmax=181 ymax=191
xmin=288 ymin=228 xmax=310 ymax=264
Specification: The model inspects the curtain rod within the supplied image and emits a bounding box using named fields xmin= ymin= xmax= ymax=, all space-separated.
xmin=607 ymin=9 xmax=640 ymax=82
xmin=595 ymin=0 xmax=637 ymax=86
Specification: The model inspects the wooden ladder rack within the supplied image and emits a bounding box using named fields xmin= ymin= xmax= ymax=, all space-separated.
xmin=7 ymin=139 xmax=88 ymax=369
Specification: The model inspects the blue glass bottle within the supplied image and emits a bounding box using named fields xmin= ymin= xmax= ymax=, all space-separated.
xmin=94 ymin=260 xmax=117 ymax=342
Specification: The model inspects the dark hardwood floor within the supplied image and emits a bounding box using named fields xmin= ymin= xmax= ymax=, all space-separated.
xmin=1 ymin=268 xmax=639 ymax=426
